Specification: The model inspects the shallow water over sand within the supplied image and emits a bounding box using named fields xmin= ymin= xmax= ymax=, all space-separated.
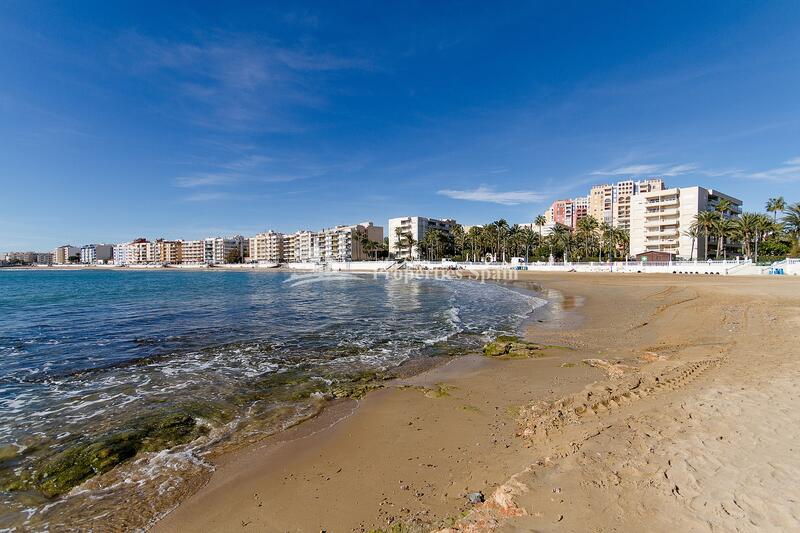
xmin=0 ymin=269 xmax=543 ymax=530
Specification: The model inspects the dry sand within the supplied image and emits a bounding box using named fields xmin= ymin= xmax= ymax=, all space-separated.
xmin=154 ymin=273 xmax=800 ymax=532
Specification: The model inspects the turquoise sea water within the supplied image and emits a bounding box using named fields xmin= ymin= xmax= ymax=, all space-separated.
xmin=0 ymin=269 xmax=542 ymax=529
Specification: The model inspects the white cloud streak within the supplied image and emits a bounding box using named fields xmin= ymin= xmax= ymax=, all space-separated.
xmin=117 ymin=31 xmax=373 ymax=132
xmin=591 ymin=163 xmax=697 ymax=177
xmin=703 ymin=157 xmax=800 ymax=182
xmin=437 ymin=186 xmax=547 ymax=205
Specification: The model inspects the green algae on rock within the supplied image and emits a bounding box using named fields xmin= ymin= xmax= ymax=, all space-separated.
xmin=482 ymin=337 xmax=545 ymax=359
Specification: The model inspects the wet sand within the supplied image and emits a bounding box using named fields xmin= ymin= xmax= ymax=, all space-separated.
xmin=154 ymin=272 xmax=800 ymax=532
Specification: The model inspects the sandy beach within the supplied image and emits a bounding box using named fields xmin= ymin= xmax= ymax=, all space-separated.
xmin=153 ymin=272 xmax=800 ymax=532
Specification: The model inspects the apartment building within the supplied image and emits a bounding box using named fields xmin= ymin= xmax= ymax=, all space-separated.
xmin=80 ymin=244 xmax=113 ymax=264
xmin=181 ymin=240 xmax=205 ymax=264
xmin=587 ymin=179 xmax=666 ymax=230
xmin=614 ymin=178 xmax=665 ymax=230
xmin=53 ymin=245 xmax=80 ymax=264
xmin=156 ymin=239 xmax=182 ymax=264
xmin=629 ymin=186 xmax=742 ymax=259
xmin=3 ymin=251 xmax=49 ymax=264
xmin=283 ymin=230 xmax=314 ymax=262
xmin=574 ymin=196 xmax=589 ymax=226
xmin=388 ymin=216 xmax=457 ymax=260
xmin=588 ymin=184 xmax=614 ymax=225
xmin=248 ymin=231 xmax=284 ymax=263
xmin=130 ymin=239 xmax=156 ymax=264
xmin=315 ymin=222 xmax=384 ymax=262
xmin=545 ymin=200 xmax=581 ymax=229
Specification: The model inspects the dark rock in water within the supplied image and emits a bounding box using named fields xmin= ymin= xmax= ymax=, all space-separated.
xmin=25 ymin=408 xmax=211 ymax=497
xmin=467 ymin=491 xmax=485 ymax=504
xmin=482 ymin=336 xmax=544 ymax=359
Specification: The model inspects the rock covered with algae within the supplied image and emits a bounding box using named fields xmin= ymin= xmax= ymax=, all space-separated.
xmin=482 ymin=335 xmax=544 ymax=359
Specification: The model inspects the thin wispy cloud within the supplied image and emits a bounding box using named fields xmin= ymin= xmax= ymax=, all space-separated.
xmin=181 ymin=191 xmax=230 ymax=202
xmin=116 ymin=30 xmax=374 ymax=132
xmin=591 ymin=163 xmax=697 ymax=177
xmin=704 ymin=157 xmax=800 ymax=182
xmin=438 ymin=186 xmax=546 ymax=205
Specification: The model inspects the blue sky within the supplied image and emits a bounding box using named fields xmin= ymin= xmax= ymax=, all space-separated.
xmin=2 ymin=1 xmax=800 ymax=250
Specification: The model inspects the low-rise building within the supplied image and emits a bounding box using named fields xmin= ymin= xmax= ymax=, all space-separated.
xmin=629 ymin=186 xmax=742 ymax=259
xmin=388 ymin=216 xmax=456 ymax=260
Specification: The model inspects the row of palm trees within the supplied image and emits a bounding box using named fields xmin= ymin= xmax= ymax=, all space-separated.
xmin=382 ymin=196 xmax=800 ymax=263
xmin=687 ymin=197 xmax=800 ymax=261
xmin=392 ymin=217 xmax=629 ymax=262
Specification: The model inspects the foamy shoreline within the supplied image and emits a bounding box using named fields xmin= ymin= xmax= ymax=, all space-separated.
xmin=153 ymin=272 xmax=800 ymax=532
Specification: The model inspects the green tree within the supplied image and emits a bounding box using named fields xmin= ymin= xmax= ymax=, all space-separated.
xmin=576 ymin=215 xmax=599 ymax=259
xmin=782 ymin=202 xmax=800 ymax=249
xmin=711 ymin=216 xmax=735 ymax=259
xmin=694 ymin=211 xmax=719 ymax=260
xmin=225 ymin=248 xmax=242 ymax=264
xmin=682 ymin=225 xmax=699 ymax=261
xmin=766 ymin=196 xmax=786 ymax=222
xmin=734 ymin=213 xmax=760 ymax=259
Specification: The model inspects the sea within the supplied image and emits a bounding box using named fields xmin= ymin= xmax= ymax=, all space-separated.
xmin=0 ymin=269 xmax=544 ymax=530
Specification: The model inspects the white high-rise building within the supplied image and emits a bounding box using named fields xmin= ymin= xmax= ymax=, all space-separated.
xmin=80 ymin=244 xmax=113 ymax=264
xmin=388 ymin=216 xmax=457 ymax=260
xmin=202 ymin=236 xmax=248 ymax=264
xmin=629 ymin=186 xmax=742 ymax=259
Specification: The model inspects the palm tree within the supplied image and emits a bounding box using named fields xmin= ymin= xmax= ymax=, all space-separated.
xmin=405 ymin=233 xmax=416 ymax=259
xmin=766 ymin=197 xmax=786 ymax=223
xmin=576 ymin=216 xmax=599 ymax=259
xmin=467 ymin=226 xmax=482 ymax=262
xmin=550 ymin=223 xmax=572 ymax=261
xmin=534 ymin=215 xmax=547 ymax=242
xmin=520 ymin=226 xmax=536 ymax=262
xmin=753 ymin=213 xmax=774 ymax=262
xmin=492 ymin=219 xmax=509 ymax=261
xmin=451 ymin=224 xmax=466 ymax=260
xmin=694 ymin=211 xmax=719 ymax=260
xmin=393 ymin=227 xmax=405 ymax=259
xmin=682 ymin=225 xmax=699 ymax=261
xmin=711 ymin=216 xmax=735 ymax=259
xmin=735 ymin=213 xmax=760 ymax=259
xmin=783 ymin=202 xmax=800 ymax=248
xmin=615 ymin=228 xmax=630 ymax=259
xmin=715 ymin=198 xmax=733 ymax=217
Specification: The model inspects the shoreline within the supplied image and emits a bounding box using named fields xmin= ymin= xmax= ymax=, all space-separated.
xmin=0 ymin=271 xmax=544 ymax=531
xmin=152 ymin=274 xmax=596 ymax=531
xmin=153 ymin=272 xmax=800 ymax=531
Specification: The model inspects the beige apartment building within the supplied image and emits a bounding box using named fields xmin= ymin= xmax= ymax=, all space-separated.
xmin=130 ymin=239 xmax=156 ymax=264
xmin=589 ymin=184 xmax=614 ymax=225
xmin=53 ymin=245 xmax=80 ymax=264
xmin=248 ymin=231 xmax=284 ymax=263
xmin=156 ymin=239 xmax=182 ymax=264
xmin=588 ymin=179 xmax=665 ymax=229
xmin=629 ymin=186 xmax=742 ymax=259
